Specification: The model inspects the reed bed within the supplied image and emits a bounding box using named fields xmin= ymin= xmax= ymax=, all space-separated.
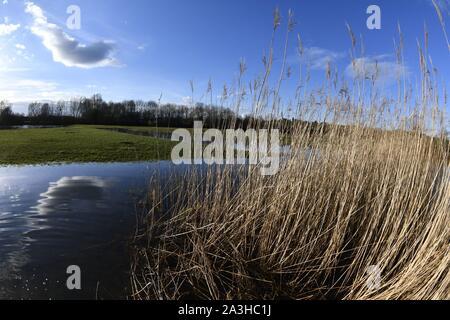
xmin=130 ymin=9 xmax=450 ymax=300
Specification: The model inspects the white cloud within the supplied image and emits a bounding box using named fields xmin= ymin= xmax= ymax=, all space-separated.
xmin=2 ymin=0 xmax=8 ymax=5
xmin=15 ymin=43 xmax=26 ymax=50
xmin=296 ymin=47 xmax=345 ymax=70
xmin=0 ymin=23 xmax=20 ymax=36
xmin=0 ymin=67 xmax=30 ymax=72
xmin=0 ymin=77 xmax=75 ymax=103
xmin=0 ymin=78 xmax=89 ymax=107
xmin=24 ymin=2 xmax=118 ymax=69
xmin=346 ymin=56 xmax=409 ymax=85
xmin=14 ymin=79 xmax=58 ymax=90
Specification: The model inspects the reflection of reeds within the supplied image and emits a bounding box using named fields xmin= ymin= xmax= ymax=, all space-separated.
xmin=130 ymin=10 xmax=450 ymax=300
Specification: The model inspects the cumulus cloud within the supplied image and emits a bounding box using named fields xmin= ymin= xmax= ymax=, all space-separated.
xmin=297 ymin=47 xmax=345 ymax=70
xmin=25 ymin=2 xmax=118 ymax=69
xmin=346 ymin=56 xmax=409 ymax=85
xmin=0 ymin=22 xmax=20 ymax=36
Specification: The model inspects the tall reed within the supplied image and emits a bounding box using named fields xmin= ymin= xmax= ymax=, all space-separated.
xmin=130 ymin=10 xmax=450 ymax=300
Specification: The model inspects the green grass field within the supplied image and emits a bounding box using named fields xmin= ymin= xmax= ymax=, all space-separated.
xmin=0 ymin=125 xmax=177 ymax=165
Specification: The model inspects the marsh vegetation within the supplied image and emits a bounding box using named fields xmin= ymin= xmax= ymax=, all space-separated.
xmin=130 ymin=9 xmax=450 ymax=300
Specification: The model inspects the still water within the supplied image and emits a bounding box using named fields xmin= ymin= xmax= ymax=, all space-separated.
xmin=0 ymin=161 xmax=177 ymax=300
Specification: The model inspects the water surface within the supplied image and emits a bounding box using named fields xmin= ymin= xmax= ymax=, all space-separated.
xmin=0 ymin=125 xmax=64 ymax=130
xmin=0 ymin=161 xmax=175 ymax=300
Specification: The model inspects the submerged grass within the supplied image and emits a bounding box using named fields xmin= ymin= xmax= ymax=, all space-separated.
xmin=131 ymin=10 xmax=449 ymax=300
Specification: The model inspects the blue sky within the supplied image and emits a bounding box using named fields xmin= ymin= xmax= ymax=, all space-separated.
xmin=0 ymin=0 xmax=449 ymax=114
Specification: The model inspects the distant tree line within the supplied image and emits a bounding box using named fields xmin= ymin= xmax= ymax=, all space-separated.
xmin=0 ymin=94 xmax=240 ymax=128
xmin=0 ymin=101 xmax=24 ymax=126
xmin=0 ymin=95 xmax=323 ymax=135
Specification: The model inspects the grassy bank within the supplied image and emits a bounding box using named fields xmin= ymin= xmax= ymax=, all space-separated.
xmin=0 ymin=125 xmax=176 ymax=165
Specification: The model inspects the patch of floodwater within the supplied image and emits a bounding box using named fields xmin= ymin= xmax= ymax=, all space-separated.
xmin=99 ymin=127 xmax=173 ymax=140
xmin=0 ymin=125 xmax=64 ymax=130
xmin=0 ymin=161 xmax=180 ymax=299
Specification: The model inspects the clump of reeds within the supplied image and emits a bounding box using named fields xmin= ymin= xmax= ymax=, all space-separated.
xmin=130 ymin=10 xmax=450 ymax=300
